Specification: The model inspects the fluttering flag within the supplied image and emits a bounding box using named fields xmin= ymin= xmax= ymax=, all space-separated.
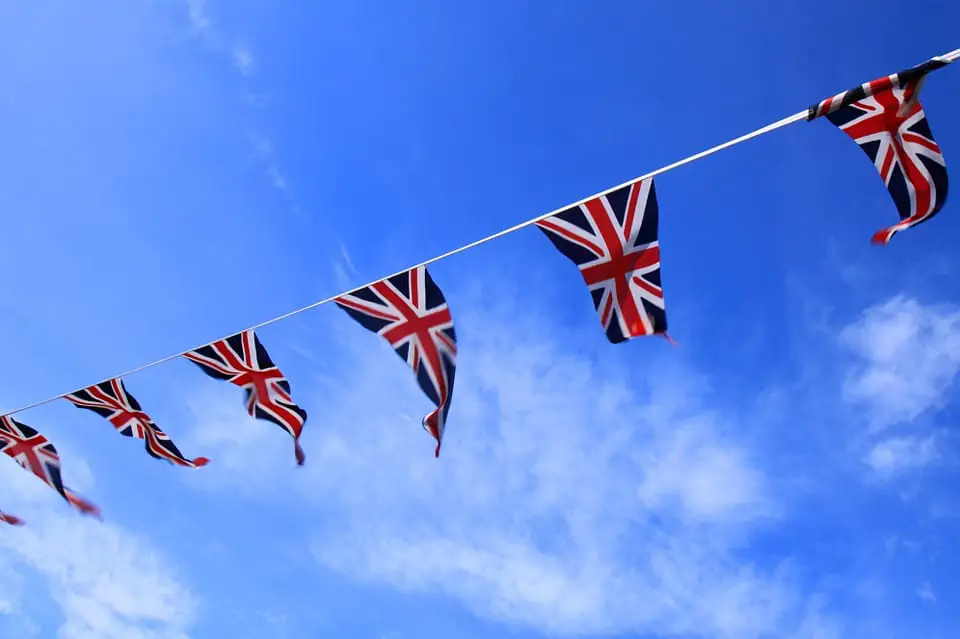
xmin=0 ymin=511 xmax=24 ymax=526
xmin=0 ymin=416 xmax=100 ymax=517
xmin=335 ymin=266 xmax=457 ymax=457
xmin=65 ymin=379 xmax=208 ymax=469
xmin=808 ymin=57 xmax=950 ymax=244
xmin=536 ymin=177 xmax=668 ymax=343
xmin=185 ymin=330 xmax=308 ymax=465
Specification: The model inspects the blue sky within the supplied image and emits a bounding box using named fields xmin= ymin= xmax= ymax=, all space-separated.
xmin=0 ymin=0 xmax=959 ymax=637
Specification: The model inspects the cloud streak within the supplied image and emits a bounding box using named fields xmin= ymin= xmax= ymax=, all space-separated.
xmin=183 ymin=0 xmax=303 ymax=219
xmin=248 ymin=133 xmax=303 ymax=217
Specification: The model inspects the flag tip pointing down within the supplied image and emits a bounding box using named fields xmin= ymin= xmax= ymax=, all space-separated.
xmin=70 ymin=496 xmax=102 ymax=520
xmin=294 ymin=440 xmax=306 ymax=466
xmin=871 ymin=228 xmax=894 ymax=245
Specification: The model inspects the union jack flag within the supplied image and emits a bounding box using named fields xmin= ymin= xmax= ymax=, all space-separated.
xmin=185 ymin=330 xmax=308 ymax=465
xmin=807 ymin=57 xmax=948 ymax=120
xmin=810 ymin=58 xmax=950 ymax=244
xmin=0 ymin=416 xmax=100 ymax=517
xmin=537 ymin=177 xmax=667 ymax=343
xmin=335 ymin=266 xmax=457 ymax=457
xmin=65 ymin=379 xmax=208 ymax=469
xmin=0 ymin=510 xmax=23 ymax=526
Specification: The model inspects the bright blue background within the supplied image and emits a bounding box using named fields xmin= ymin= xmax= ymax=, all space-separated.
xmin=0 ymin=1 xmax=958 ymax=638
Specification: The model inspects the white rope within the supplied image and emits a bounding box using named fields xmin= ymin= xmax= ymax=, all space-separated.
xmin=939 ymin=48 xmax=960 ymax=63
xmin=2 ymin=47 xmax=957 ymax=419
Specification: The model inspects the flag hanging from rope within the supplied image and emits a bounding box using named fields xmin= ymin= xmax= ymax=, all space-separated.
xmin=0 ymin=416 xmax=100 ymax=517
xmin=65 ymin=379 xmax=209 ymax=469
xmin=536 ymin=177 xmax=668 ymax=343
xmin=808 ymin=58 xmax=950 ymax=244
xmin=185 ymin=330 xmax=308 ymax=465
xmin=335 ymin=266 xmax=457 ymax=457
xmin=0 ymin=510 xmax=23 ymax=526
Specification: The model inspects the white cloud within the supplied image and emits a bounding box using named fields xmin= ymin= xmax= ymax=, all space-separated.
xmin=0 ymin=457 xmax=196 ymax=638
xmin=0 ymin=553 xmax=22 ymax=615
xmin=186 ymin=0 xmax=210 ymax=34
xmin=248 ymin=132 xmax=302 ymax=216
xmin=840 ymin=296 xmax=960 ymax=430
xmin=917 ymin=582 xmax=936 ymax=604
xmin=636 ymin=419 xmax=768 ymax=520
xmin=185 ymin=292 xmax=826 ymax=637
xmin=231 ymin=46 xmax=254 ymax=76
xmin=864 ymin=435 xmax=938 ymax=478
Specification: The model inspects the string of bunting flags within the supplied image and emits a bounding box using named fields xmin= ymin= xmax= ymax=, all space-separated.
xmin=0 ymin=47 xmax=957 ymax=526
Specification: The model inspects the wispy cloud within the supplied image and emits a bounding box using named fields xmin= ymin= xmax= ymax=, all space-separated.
xmin=248 ymin=133 xmax=303 ymax=217
xmin=183 ymin=1 xmax=302 ymax=219
xmin=636 ymin=420 xmax=768 ymax=520
xmin=864 ymin=434 xmax=939 ymax=478
xmin=0 ymin=458 xmax=195 ymax=638
xmin=248 ymin=134 xmax=284 ymax=190
xmin=231 ymin=45 xmax=254 ymax=77
xmin=183 ymin=288 xmax=829 ymax=638
xmin=331 ymin=242 xmax=361 ymax=290
xmin=840 ymin=296 xmax=960 ymax=431
xmin=186 ymin=0 xmax=210 ymax=34
xmin=836 ymin=295 xmax=960 ymax=487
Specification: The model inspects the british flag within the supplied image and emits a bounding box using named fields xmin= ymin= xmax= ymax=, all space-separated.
xmin=810 ymin=59 xmax=950 ymax=244
xmin=335 ymin=266 xmax=457 ymax=457
xmin=65 ymin=379 xmax=208 ymax=469
xmin=536 ymin=177 xmax=667 ymax=343
xmin=0 ymin=416 xmax=100 ymax=517
xmin=0 ymin=510 xmax=23 ymax=526
xmin=185 ymin=330 xmax=308 ymax=465
xmin=807 ymin=57 xmax=948 ymax=120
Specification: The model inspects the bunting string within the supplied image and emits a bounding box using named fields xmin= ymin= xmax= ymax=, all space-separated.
xmin=1 ymin=45 xmax=957 ymax=426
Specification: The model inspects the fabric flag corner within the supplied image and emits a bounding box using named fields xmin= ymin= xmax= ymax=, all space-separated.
xmin=185 ymin=330 xmax=307 ymax=465
xmin=65 ymin=379 xmax=209 ymax=469
xmin=536 ymin=176 xmax=668 ymax=344
xmin=0 ymin=510 xmax=24 ymax=526
xmin=808 ymin=57 xmax=950 ymax=244
xmin=335 ymin=266 xmax=457 ymax=457
xmin=0 ymin=416 xmax=100 ymax=519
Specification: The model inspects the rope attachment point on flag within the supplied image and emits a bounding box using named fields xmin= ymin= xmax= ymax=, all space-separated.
xmin=806 ymin=48 xmax=959 ymax=121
